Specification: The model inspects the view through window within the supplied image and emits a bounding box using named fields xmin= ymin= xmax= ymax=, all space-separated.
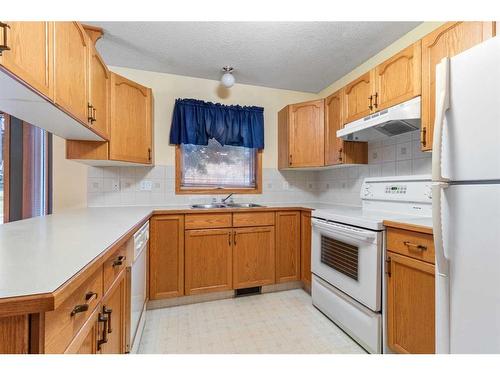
xmin=181 ymin=138 xmax=257 ymax=189
xmin=1 ymin=113 xmax=52 ymax=223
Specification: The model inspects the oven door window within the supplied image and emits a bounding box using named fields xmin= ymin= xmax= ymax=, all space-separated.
xmin=321 ymin=235 xmax=359 ymax=281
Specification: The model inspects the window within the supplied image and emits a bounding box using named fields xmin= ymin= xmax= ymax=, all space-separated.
xmin=176 ymin=139 xmax=262 ymax=194
xmin=1 ymin=113 xmax=52 ymax=223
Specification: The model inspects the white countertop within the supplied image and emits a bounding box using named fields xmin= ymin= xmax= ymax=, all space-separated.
xmin=0 ymin=202 xmax=432 ymax=301
xmin=0 ymin=203 xmax=319 ymax=300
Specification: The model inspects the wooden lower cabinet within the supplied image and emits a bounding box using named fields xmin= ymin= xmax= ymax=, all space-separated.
xmin=300 ymin=212 xmax=312 ymax=289
xmin=386 ymin=251 xmax=435 ymax=354
xmin=149 ymin=215 xmax=184 ymax=299
xmin=276 ymin=211 xmax=301 ymax=283
xmin=185 ymin=229 xmax=233 ymax=295
xmin=233 ymin=226 xmax=275 ymax=289
xmin=65 ymin=308 xmax=100 ymax=354
xmin=99 ymin=270 xmax=127 ymax=354
xmin=0 ymin=315 xmax=29 ymax=354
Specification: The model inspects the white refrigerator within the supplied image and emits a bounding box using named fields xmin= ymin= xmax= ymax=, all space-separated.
xmin=433 ymin=36 xmax=500 ymax=353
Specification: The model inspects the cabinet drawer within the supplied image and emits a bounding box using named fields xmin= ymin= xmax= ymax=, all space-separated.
xmin=185 ymin=213 xmax=232 ymax=229
xmin=103 ymin=245 xmax=128 ymax=293
xmin=386 ymin=228 xmax=435 ymax=264
xmin=44 ymin=267 xmax=103 ymax=353
xmin=233 ymin=212 xmax=275 ymax=227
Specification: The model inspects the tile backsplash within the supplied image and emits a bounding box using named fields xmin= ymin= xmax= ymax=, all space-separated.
xmin=87 ymin=131 xmax=431 ymax=207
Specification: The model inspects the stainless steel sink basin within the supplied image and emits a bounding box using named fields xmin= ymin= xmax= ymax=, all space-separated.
xmin=224 ymin=203 xmax=264 ymax=208
xmin=190 ymin=203 xmax=227 ymax=209
xmin=190 ymin=202 xmax=264 ymax=209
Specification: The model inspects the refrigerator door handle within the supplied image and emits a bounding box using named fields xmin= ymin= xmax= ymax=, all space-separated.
xmin=433 ymin=182 xmax=450 ymax=273
xmin=432 ymin=57 xmax=450 ymax=182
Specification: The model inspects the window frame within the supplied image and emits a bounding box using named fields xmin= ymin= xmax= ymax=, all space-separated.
xmin=175 ymin=145 xmax=262 ymax=195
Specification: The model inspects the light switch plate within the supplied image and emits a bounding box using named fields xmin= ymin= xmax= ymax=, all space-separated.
xmin=111 ymin=179 xmax=120 ymax=192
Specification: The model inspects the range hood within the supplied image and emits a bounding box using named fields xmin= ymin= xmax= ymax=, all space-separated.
xmin=337 ymin=96 xmax=421 ymax=142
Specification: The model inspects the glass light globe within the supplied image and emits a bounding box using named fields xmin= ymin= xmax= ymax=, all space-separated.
xmin=221 ymin=72 xmax=235 ymax=88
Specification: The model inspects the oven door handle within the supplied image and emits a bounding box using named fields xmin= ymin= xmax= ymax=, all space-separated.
xmin=312 ymin=218 xmax=378 ymax=242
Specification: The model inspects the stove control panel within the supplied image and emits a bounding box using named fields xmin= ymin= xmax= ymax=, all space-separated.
xmin=360 ymin=176 xmax=432 ymax=204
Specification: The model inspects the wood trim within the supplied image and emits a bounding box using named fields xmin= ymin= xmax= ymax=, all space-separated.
xmin=63 ymin=306 xmax=99 ymax=354
xmin=0 ymin=314 xmax=29 ymax=354
xmin=175 ymin=146 xmax=263 ymax=195
xmin=383 ymin=220 xmax=433 ymax=235
xmin=29 ymin=312 xmax=45 ymax=354
xmin=81 ymin=24 xmax=104 ymax=45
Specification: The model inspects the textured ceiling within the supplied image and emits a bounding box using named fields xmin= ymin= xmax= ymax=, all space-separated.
xmin=87 ymin=22 xmax=421 ymax=93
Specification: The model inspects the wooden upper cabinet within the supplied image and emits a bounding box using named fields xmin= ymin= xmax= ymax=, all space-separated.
xmin=325 ymin=89 xmax=367 ymax=166
xmin=287 ymin=99 xmax=325 ymax=168
xmin=343 ymin=71 xmax=374 ymax=124
xmin=421 ymin=22 xmax=496 ymax=151
xmin=233 ymin=226 xmax=275 ymax=289
xmin=374 ymin=41 xmax=421 ymax=112
xmin=185 ymin=229 xmax=233 ymax=295
xmin=53 ymin=22 xmax=89 ymax=125
xmin=110 ymin=72 xmax=153 ymax=164
xmin=275 ymin=211 xmax=301 ymax=283
xmin=0 ymin=22 xmax=54 ymax=99
xmin=88 ymin=44 xmax=110 ymax=139
xmin=386 ymin=251 xmax=435 ymax=354
xmin=149 ymin=215 xmax=184 ymax=300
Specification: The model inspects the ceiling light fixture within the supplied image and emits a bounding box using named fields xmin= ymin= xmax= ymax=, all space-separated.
xmin=221 ymin=66 xmax=235 ymax=88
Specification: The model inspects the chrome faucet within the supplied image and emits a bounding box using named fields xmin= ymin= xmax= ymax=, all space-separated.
xmin=221 ymin=193 xmax=234 ymax=203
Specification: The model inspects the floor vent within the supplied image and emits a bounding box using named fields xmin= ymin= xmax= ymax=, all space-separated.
xmin=235 ymin=286 xmax=261 ymax=297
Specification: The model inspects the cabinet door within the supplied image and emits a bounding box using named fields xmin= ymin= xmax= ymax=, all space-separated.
xmin=185 ymin=229 xmax=233 ymax=295
xmin=325 ymin=89 xmax=344 ymax=165
xmin=289 ymin=99 xmax=324 ymax=167
xmin=54 ymin=22 xmax=89 ymax=124
xmin=300 ymin=212 xmax=312 ymax=289
xmin=110 ymin=72 xmax=153 ymax=164
xmin=343 ymin=71 xmax=375 ymax=123
xmin=88 ymin=45 xmax=110 ymax=139
xmin=233 ymin=226 xmax=275 ymax=289
xmin=149 ymin=215 xmax=184 ymax=299
xmin=421 ymin=21 xmax=495 ymax=151
xmin=0 ymin=22 xmax=53 ymax=99
xmin=75 ymin=323 xmax=98 ymax=354
xmin=100 ymin=271 xmax=127 ymax=354
xmin=325 ymin=89 xmax=368 ymax=166
xmin=386 ymin=251 xmax=435 ymax=354
xmin=275 ymin=211 xmax=301 ymax=283
xmin=374 ymin=41 xmax=421 ymax=112
xmin=64 ymin=309 xmax=99 ymax=354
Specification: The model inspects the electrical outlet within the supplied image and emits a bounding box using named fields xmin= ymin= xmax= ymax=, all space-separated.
xmin=140 ymin=180 xmax=153 ymax=191
xmin=111 ymin=179 xmax=120 ymax=192
xmin=282 ymin=181 xmax=289 ymax=190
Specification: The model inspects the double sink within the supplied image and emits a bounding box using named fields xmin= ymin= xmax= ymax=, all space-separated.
xmin=190 ymin=203 xmax=264 ymax=209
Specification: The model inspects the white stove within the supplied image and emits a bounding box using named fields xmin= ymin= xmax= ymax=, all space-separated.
xmin=311 ymin=175 xmax=432 ymax=354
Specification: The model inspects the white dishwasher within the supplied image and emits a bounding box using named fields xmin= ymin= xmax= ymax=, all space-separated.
xmin=129 ymin=221 xmax=149 ymax=353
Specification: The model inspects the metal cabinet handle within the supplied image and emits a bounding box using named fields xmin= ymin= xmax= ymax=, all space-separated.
xmin=112 ymin=255 xmax=126 ymax=267
xmin=373 ymin=92 xmax=378 ymax=109
xmin=103 ymin=306 xmax=113 ymax=334
xmin=228 ymin=232 xmax=231 ymax=246
xmin=368 ymin=95 xmax=373 ymax=110
xmin=92 ymin=107 xmax=97 ymax=122
xmin=338 ymin=148 xmax=343 ymax=162
xmin=148 ymin=148 xmax=152 ymax=161
xmin=233 ymin=232 xmax=237 ymax=245
xmin=0 ymin=22 xmax=10 ymax=55
xmin=289 ymin=154 xmax=292 ymax=166
xmin=97 ymin=313 xmax=108 ymax=350
xmin=70 ymin=304 xmax=89 ymax=316
xmin=385 ymin=257 xmax=391 ymax=277
xmin=403 ymin=241 xmax=427 ymax=251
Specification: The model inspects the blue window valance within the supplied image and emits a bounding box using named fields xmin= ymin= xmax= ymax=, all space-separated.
xmin=169 ymin=98 xmax=264 ymax=149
